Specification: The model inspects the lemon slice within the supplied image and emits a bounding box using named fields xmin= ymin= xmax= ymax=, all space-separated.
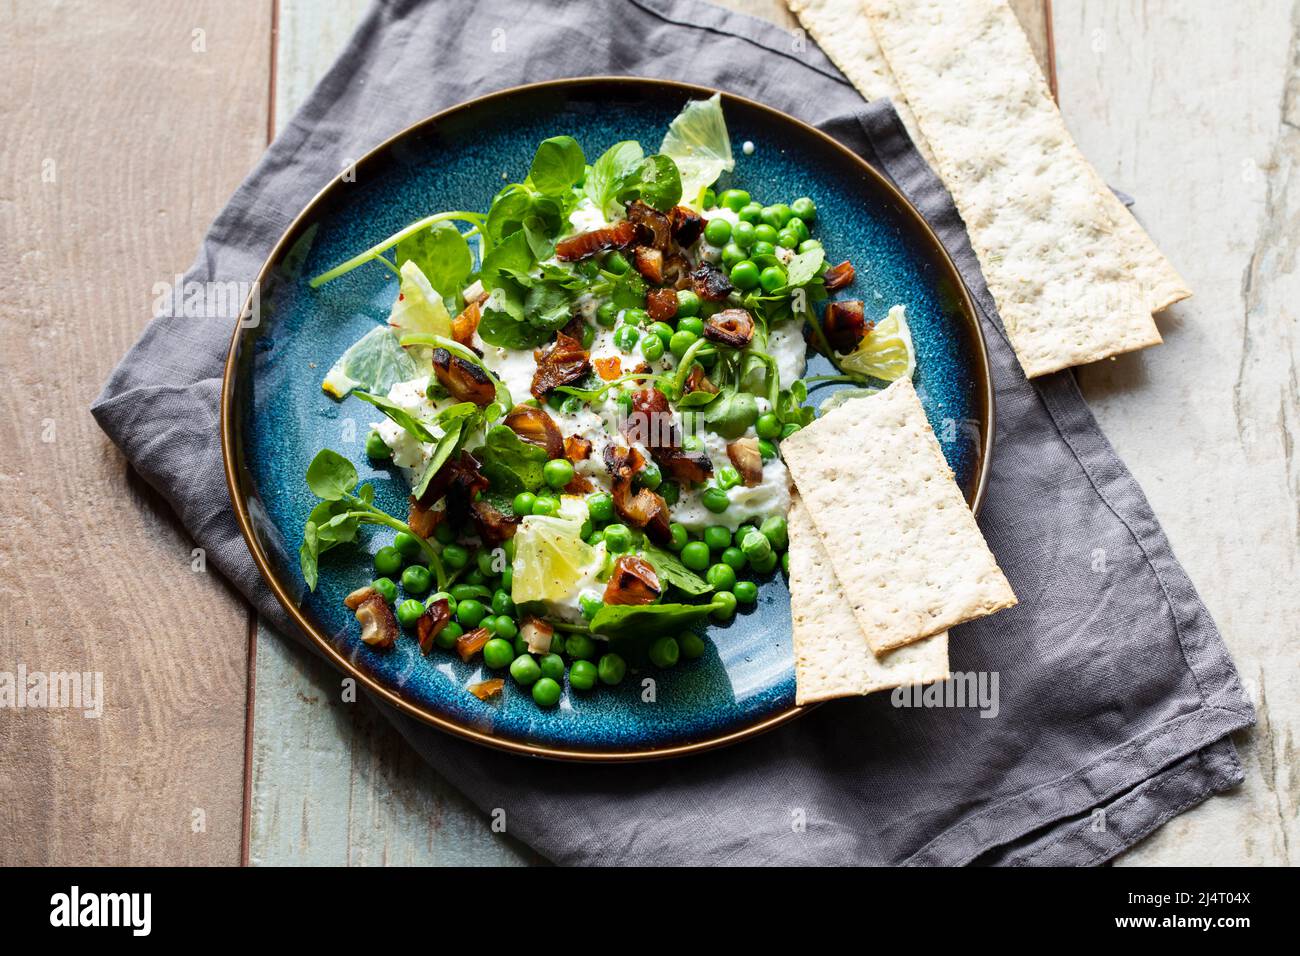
xmin=660 ymin=93 xmax=735 ymax=208
xmin=511 ymin=515 xmax=602 ymax=604
xmin=840 ymin=304 xmax=916 ymax=383
xmin=322 ymin=326 xmax=420 ymax=399
xmin=388 ymin=260 xmax=452 ymax=338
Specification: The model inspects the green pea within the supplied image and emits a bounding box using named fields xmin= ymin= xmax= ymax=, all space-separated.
xmin=754 ymin=412 xmax=782 ymax=440
xmin=676 ymin=289 xmax=702 ymax=317
xmin=660 ymin=480 xmax=681 ymax=506
xmin=605 ymin=250 xmax=630 ymax=274
xmin=638 ymin=461 xmax=663 ymax=490
xmin=370 ymin=577 xmax=397 ymax=603
xmin=759 ymin=266 xmax=787 ymax=292
xmin=543 ymin=458 xmax=575 ymax=490
xmin=401 ymin=564 xmax=431 ymax=595
xmin=719 ymin=188 xmax=751 ymax=212
xmin=550 ymin=632 xmax=566 ymax=656
xmin=451 ymin=583 xmax=489 ymax=602
xmin=456 ymin=598 xmax=487 ymax=629
xmin=365 ymin=430 xmax=392 ymax=460
xmin=532 ymin=677 xmax=562 ymax=707
xmin=441 ymin=544 xmax=469 ymax=570
xmin=769 ymin=203 xmax=795 ymax=228
xmin=760 ymin=515 xmax=789 ymax=552
xmin=538 ymin=653 xmax=566 ymax=682
xmin=613 ymin=324 xmax=639 ymax=352
xmin=490 ymin=616 xmax=517 ymax=641
xmin=679 ymin=631 xmax=707 ymax=660
xmin=703 ymin=526 xmax=731 ymax=552
xmin=531 ymin=496 xmax=559 ymax=516
xmin=776 ymin=229 xmax=801 ymax=251
xmin=569 ymin=659 xmax=598 ymax=691
xmin=702 ymin=486 xmax=730 ymax=513
xmin=780 ymin=422 xmax=802 ymax=439
xmin=668 ymin=522 xmax=689 ymax=552
xmin=598 ymin=653 xmax=627 ymax=685
xmin=603 ymin=523 xmax=633 ymax=553
xmin=758 ymin=438 xmax=778 ymax=461
xmin=464 ymin=567 xmax=487 ymax=586
xmin=596 ymin=301 xmax=618 ymax=328
xmin=717 ymin=466 xmax=741 ymax=490
xmin=647 ymin=321 xmax=675 ymax=345
xmin=566 ymin=632 xmax=597 ymax=660
xmin=510 ymin=654 xmax=541 ymax=686
xmin=751 ymin=550 xmax=779 ymax=574
xmin=753 ymin=223 xmax=780 ymax=245
xmin=706 ymin=563 xmax=737 ymax=592
xmin=721 ymin=546 xmax=747 ymax=571
xmin=483 ymin=638 xmax=514 ymax=669
xmin=791 ymin=196 xmax=817 ymax=222
xmin=669 ymin=329 xmax=699 ymax=359
xmin=703 ymin=218 xmax=732 ymax=246
xmin=740 ymin=527 xmax=773 ymax=563
xmin=750 ymin=240 xmax=776 ymax=259
xmin=587 ymin=492 xmax=614 ymax=523
xmin=431 ymin=521 xmax=454 ymax=545
xmin=396 ymin=598 xmax=425 ymax=628
xmin=788 ymin=216 xmax=811 ymax=242
xmin=729 ymin=260 xmax=760 ymax=290
xmin=681 ymin=540 xmax=711 ymax=571
xmin=677 ymin=316 xmax=705 ymax=337
xmin=501 ymin=567 xmax=513 ymax=592
xmin=503 ymin=537 xmax=516 ymax=561
xmin=738 ymin=201 xmax=764 ymax=223
xmin=732 ymin=220 xmax=757 ymax=248
xmin=512 ymin=491 xmax=536 ymax=516
xmin=648 ymin=636 xmax=680 ymax=669
xmin=711 ymin=591 xmax=738 ymax=622
xmin=721 ymin=242 xmax=747 ymax=269
xmin=429 ymin=591 xmax=455 ymax=615
xmin=782 ymin=551 xmax=790 ymax=574
xmin=798 ymin=238 xmax=823 ymax=254
xmin=702 ymin=188 xmax=717 ymax=209
xmin=476 ymin=549 xmax=499 ymax=579
xmin=578 ymin=595 xmax=603 ymax=622
xmin=733 ymin=580 xmax=759 ymax=604
xmin=437 ymin=621 xmax=463 ymax=649
xmin=625 ymin=307 xmax=650 ymax=327
xmin=641 ymin=334 xmax=665 ymax=362
xmin=374 ymin=546 xmax=402 ymax=577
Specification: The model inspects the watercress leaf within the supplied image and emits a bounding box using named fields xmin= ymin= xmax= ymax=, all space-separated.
xmin=478 ymin=305 xmax=552 ymax=350
xmin=676 ymin=389 xmax=721 ymax=409
xmin=351 ymin=390 xmax=439 ymax=443
xmin=396 ymin=221 xmax=472 ymax=305
xmin=785 ymin=248 xmax=825 ymax=288
xmin=480 ymin=230 xmax=535 ymax=287
xmin=641 ymin=544 xmax=713 ymax=596
xmin=522 ymin=215 xmax=555 ymax=260
xmin=357 ymin=483 xmax=375 ymax=506
xmin=413 ymin=418 xmax=465 ymax=501
xmin=305 ymin=449 xmax=358 ymax=500
xmin=616 ymin=154 xmax=682 ymax=212
xmin=528 ymin=135 xmax=585 ymax=196
xmin=436 ymin=401 xmax=481 ymax=425
xmin=299 ymin=522 xmax=320 ymax=591
xmin=585 ymin=140 xmax=644 ymax=215
xmin=589 ymin=599 xmax=717 ymax=639
xmin=609 ymin=268 xmax=647 ymax=310
xmin=524 ymin=281 xmax=577 ymax=331
xmin=485 ymin=183 xmax=534 ymax=243
xmin=702 ymin=390 xmax=759 ymax=440
xmin=478 ymin=424 xmax=548 ymax=494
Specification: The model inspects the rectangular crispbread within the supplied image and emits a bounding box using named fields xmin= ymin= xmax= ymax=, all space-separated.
xmin=860 ymin=0 xmax=1188 ymax=377
xmin=789 ymin=495 xmax=949 ymax=704
xmin=781 ymin=379 xmax=1016 ymax=652
xmin=785 ymin=0 xmax=935 ymax=166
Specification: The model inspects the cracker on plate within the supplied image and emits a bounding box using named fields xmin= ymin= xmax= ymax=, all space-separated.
xmin=862 ymin=0 xmax=1189 ymax=377
xmin=782 ymin=378 xmax=1016 ymax=653
xmin=789 ymin=494 xmax=949 ymax=704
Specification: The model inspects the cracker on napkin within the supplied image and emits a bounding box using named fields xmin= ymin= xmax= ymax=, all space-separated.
xmin=781 ymin=379 xmax=1016 ymax=653
xmin=860 ymin=0 xmax=1189 ymax=377
xmin=789 ymin=494 xmax=949 ymax=704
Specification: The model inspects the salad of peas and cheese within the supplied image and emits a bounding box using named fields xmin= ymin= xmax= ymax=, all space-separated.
xmin=300 ymin=95 xmax=915 ymax=709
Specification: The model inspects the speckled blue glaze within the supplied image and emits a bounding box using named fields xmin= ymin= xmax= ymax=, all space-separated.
xmin=231 ymin=82 xmax=984 ymax=757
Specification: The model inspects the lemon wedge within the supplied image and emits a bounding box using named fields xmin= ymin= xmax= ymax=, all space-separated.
xmin=660 ymin=93 xmax=735 ymax=208
xmin=388 ymin=260 xmax=452 ymax=338
xmin=840 ymin=304 xmax=916 ymax=383
xmin=511 ymin=515 xmax=603 ymax=605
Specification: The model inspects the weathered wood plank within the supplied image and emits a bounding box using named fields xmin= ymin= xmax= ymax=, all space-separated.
xmin=1055 ymin=0 xmax=1297 ymax=866
xmin=0 ymin=0 xmax=270 ymax=865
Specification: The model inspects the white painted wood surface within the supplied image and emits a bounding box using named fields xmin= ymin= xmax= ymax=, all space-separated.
xmin=249 ymin=0 xmax=1295 ymax=866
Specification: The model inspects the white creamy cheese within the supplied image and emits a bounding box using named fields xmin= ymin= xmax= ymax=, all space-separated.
xmin=568 ymin=197 xmax=613 ymax=235
xmin=373 ymin=376 xmax=443 ymax=483
xmin=766 ymin=319 xmax=808 ymax=388
xmin=672 ymin=426 xmax=792 ymax=532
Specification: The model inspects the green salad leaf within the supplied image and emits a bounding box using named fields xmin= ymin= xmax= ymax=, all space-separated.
xmin=584 ymin=140 xmax=644 ymax=217
xmin=477 ymin=424 xmax=548 ymax=495
xmin=588 ymin=598 xmax=724 ymax=639
xmin=527 ymin=135 xmax=585 ymax=196
xmin=351 ymin=390 xmax=439 ymax=443
xmin=396 ymin=221 xmax=473 ymax=307
xmin=616 ymin=154 xmax=683 ymax=212
xmin=641 ymin=544 xmax=713 ymax=596
xmin=784 ymin=247 xmax=825 ymax=288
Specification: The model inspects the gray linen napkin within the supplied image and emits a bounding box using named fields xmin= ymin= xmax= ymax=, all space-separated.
xmin=91 ymin=0 xmax=1254 ymax=865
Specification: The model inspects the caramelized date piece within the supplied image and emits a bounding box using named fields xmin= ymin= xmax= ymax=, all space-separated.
xmin=470 ymin=498 xmax=517 ymax=546
xmin=824 ymin=300 xmax=868 ymax=354
xmin=554 ymin=220 xmax=639 ymax=261
xmin=691 ymin=261 xmax=733 ymax=301
xmin=456 ymin=626 xmax=492 ymax=663
xmin=669 ymin=205 xmax=704 ymax=246
xmin=683 ymin=364 xmax=718 ymax=395
xmin=603 ymin=555 xmax=662 ymax=606
xmin=627 ymin=200 xmax=673 ymax=250
xmin=530 ymin=332 xmax=590 ymax=400
xmin=564 ymin=435 xmax=592 ymax=462
xmin=504 ymin=404 xmax=565 ymax=460
xmin=703 ymin=308 xmax=755 ymax=348
xmin=467 ymin=678 xmax=504 ymax=701
xmin=633 ymin=246 xmax=664 ymax=285
xmin=451 ymin=299 xmax=481 ymax=347
xmin=432 ymin=348 xmax=495 ymax=406
xmin=604 ymin=444 xmax=672 ymax=545
xmin=646 ymin=287 xmax=679 ymax=323
xmin=416 ymin=598 xmax=451 ymax=654
xmin=726 ymin=438 xmax=764 ymax=488
xmin=823 ymin=259 xmax=856 ymax=291
xmin=407 ymin=496 xmax=442 ymax=539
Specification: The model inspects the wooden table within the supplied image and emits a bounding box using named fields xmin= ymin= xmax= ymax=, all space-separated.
xmin=2 ymin=0 xmax=1293 ymax=866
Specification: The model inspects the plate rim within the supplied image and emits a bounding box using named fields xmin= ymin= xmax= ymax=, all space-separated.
xmin=220 ymin=75 xmax=995 ymax=763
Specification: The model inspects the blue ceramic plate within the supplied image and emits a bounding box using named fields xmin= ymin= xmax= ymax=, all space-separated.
xmin=222 ymin=78 xmax=992 ymax=761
